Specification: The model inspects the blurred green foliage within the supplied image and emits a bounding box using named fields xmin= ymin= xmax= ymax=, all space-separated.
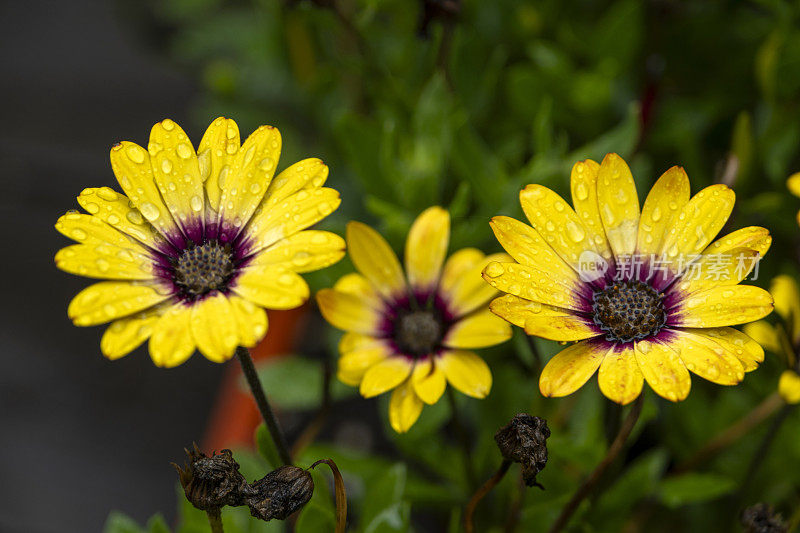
xmin=107 ymin=0 xmax=800 ymax=530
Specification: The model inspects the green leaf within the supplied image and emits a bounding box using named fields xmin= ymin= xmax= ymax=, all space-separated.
xmin=657 ymin=473 xmax=736 ymax=508
xmin=104 ymin=512 xmax=145 ymax=533
xmin=253 ymin=355 xmax=356 ymax=411
xmin=255 ymin=423 xmax=282 ymax=470
xmin=146 ymin=515 xmax=171 ymax=533
xmin=363 ymin=502 xmax=411 ymax=533
xmin=361 ymin=463 xmax=407 ymax=531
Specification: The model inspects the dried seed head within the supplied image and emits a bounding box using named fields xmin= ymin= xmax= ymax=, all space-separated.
xmin=247 ymin=465 xmax=315 ymax=521
xmin=740 ymin=503 xmax=787 ymax=533
xmin=494 ymin=414 xmax=550 ymax=488
xmin=173 ymin=446 xmax=249 ymax=511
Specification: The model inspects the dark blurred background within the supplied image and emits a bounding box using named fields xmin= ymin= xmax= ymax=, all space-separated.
xmin=0 ymin=1 xmax=216 ymax=531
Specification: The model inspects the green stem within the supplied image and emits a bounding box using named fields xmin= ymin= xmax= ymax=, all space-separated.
xmin=236 ymin=346 xmax=292 ymax=466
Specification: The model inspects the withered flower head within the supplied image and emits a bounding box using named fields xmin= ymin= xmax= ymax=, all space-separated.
xmin=495 ymin=414 xmax=550 ymax=488
xmin=173 ymin=446 xmax=249 ymax=511
xmin=740 ymin=503 xmax=787 ymax=533
xmin=247 ymin=465 xmax=315 ymax=521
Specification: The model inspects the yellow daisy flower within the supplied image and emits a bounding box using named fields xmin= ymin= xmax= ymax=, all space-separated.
xmin=55 ymin=117 xmax=344 ymax=367
xmin=483 ymin=153 xmax=773 ymax=404
xmin=744 ymin=275 xmax=800 ymax=403
xmin=787 ymin=172 xmax=800 ymax=226
xmin=316 ymin=207 xmax=513 ymax=433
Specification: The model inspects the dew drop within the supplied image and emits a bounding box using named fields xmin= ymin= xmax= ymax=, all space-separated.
xmin=161 ymin=159 xmax=173 ymax=174
xmin=126 ymin=145 xmax=145 ymax=164
xmin=575 ymin=182 xmax=589 ymax=201
xmin=484 ymin=262 xmax=504 ymax=278
xmin=176 ymin=143 xmax=192 ymax=159
xmin=140 ymin=202 xmax=160 ymax=221
xmin=84 ymin=202 xmax=100 ymax=214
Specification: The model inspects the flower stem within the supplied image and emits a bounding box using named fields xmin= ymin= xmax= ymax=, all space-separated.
xmin=235 ymin=346 xmax=292 ymax=466
xmin=464 ymin=459 xmax=511 ymax=533
xmin=206 ymin=509 xmax=224 ymax=533
xmin=311 ymin=459 xmax=348 ymax=533
xmin=548 ymin=394 xmax=644 ymax=533
xmin=447 ymin=388 xmax=477 ymax=487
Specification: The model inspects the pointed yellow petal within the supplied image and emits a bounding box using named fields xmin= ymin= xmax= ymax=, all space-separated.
xmin=198 ymin=117 xmax=240 ymax=213
xmin=634 ymin=339 xmax=690 ymax=401
xmin=441 ymin=251 xmax=508 ymax=318
xmin=673 ymin=247 xmax=764 ymax=296
xmin=337 ymin=333 xmax=392 ymax=386
xmin=148 ymin=119 xmax=205 ymax=237
xmin=55 ymin=244 xmax=155 ymax=280
xmin=636 ymin=166 xmax=690 ymax=257
xmin=264 ymin=158 xmax=329 ymax=207
xmin=443 ymin=308 xmax=512 ymax=349
xmin=149 ymin=304 xmax=196 ymax=367
xmin=346 ymin=221 xmax=406 ymax=300
xmin=233 ymin=267 xmax=309 ymax=310
xmin=250 ymin=231 xmax=345 ymax=273
xmin=101 ymin=312 xmax=161 ymax=360
xmin=597 ymin=153 xmax=640 ymax=260
xmin=405 ymin=207 xmax=450 ymax=293
xmin=699 ymin=327 xmax=765 ymax=372
xmin=316 ymin=288 xmax=384 ymax=335
xmin=360 ymin=356 xmax=413 ymax=398
xmin=703 ymin=226 xmax=772 ymax=257
xmin=438 ymin=350 xmax=492 ymax=398
xmin=389 ymin=379 xmax=424 ymax=433
xmin=482 ymin=261 xmax=587 ymax=312
xmin=598 ymin=345 xmax=643 ymax=405
xmin=489 ymin=294 xmax=598 ymax=341
xmin=778 ymin=370 xmax=800 ymax=404
xmin=539 ymin=339 xmax=607 ymax=398
xmin=68 ymin=281 xmax=168 ymax=326
xmin=671 ymin=285 xmax=773 ymax=328
xmin=77 ymin=188 xmax=166 ymax=249
xmin=56 ymin=212 xmax=151 ymax=251
xmin=670 ymin=330 xmax=745 ymax=385
xmin=411 ymin=358 xmax=447 ymax=405
xmin=229 ymin=295 xmax=268 ymax=348
xmin=570 ymin=159 xmax=614 ymax=262
xmin=191 ymin=292 xmax=239 ymax=363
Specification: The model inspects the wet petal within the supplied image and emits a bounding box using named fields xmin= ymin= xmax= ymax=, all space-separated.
xmin=250 ymin=230 xmax=345 ymax=273
xmin=405 ymin=207 xmax=450 ymax=293
xmin=673 ymin=247 xmax=764 ymax=296
xmin=68 ymin=281 xmax=168 ymax=326
xmin=149 ymin=304 xmax=195 ymax=367
xmin=443 ymin=308 xmax=512 ymax=349
xmin=634 ymin=339 xmax=691 ymax=401
xmin=389 ymin=379 xmax=424 ymax=433
xmin=597 ymin=153 xmax=640 ymax=260
xmin=670 ymin=285 xmax=773 ymax=328
xmin=598 ymin=345 xmax=644 ymax=405
xmin=539 ymin=338 xmax=607 ymax=398
xmin=233 ymin=267 xmax=309 ymax=310
xmin=264 ymin=158 xmax=329 ymax=206
xmin=670 ymin=329 xmax=746 ymax=385
xmin=697 ymin=327 xmax=766 ymax=372
xmin=77 ymin=188 xmax=166 ymax=249
xmin=482 ymin=260 xmax=587 ymax=312
xmin=570 ymin=159 xmax=614 ymax=262
xmin=489 ymin=294 xmax=598 ymax=341
xmin=229 ymin=295 xmax=268 ymax=348
xmin=100 ymin=311 xmax=161 ymax=360
xmin=438 ymin=350 xmax=492 ymax=398
xmin=636 ymin=166 xmax=690 ymax=258
xmin=198 ymin=117 xmax=240 ymax=213
xmin=191 ymin=292 xmax=239 ymax=363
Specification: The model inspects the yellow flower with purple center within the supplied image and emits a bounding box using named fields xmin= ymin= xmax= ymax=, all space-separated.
xmin=55 ymin=118 xmax=343 ymax=367
xmin=744 ymin=275 xmax=800 ymax=404
xmin=316 ymin=207 xmax=512 ymax=433
xmin=483 ymin=153 xmax=773 ymax=404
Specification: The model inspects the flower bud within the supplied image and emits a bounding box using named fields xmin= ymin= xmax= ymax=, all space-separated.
xmin=740 ymin=503 xmax=787 ymax=533
xmin=247 ymin=465 xmax=315 ymax=521
xmin=494 ymin=414 xmax=550 ymax=488
xmin=173 ymin=446 xmax=249 ymax=511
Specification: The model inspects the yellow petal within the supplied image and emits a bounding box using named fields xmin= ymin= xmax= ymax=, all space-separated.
xmin=703 ymin=226 xmax=772 ymax=257
xmin=77 ymin=188 xmax=166 ymax=249
xmin=660 ymin=185 xmax=735 ymax=264
xmin=56 ymin=212 xmax=150 ymax=251
xmin=673 ymin=247 xmax=765 ymax=296
xmin=100 ymin=312 xmax=161 ymax=360
xmin=489 ymin=216 xmax=581 ymax=286
xmin=405 ymin=207 xmax=450 ymax=293
xmin=246 ymin=187 xmax=342 ymax=253
xmin=770 ymin=275 xmax=800 ymax=343
xmin=191 ymin=292 xmax=239 ymax=363
xmin=198 ymin=117 xmax=240 ymax=213
xmin=670 ymin=330 xmax=745 ymax=385
xmin=250 ymin=231 xmax=345 ymax=273
xmin=699 ymin=327 xmax=766 ymax=372
xmin=360 ymin=356 xmax=413 ymax=397
xmin=787 ymin=172 xmax=800 ymax=198
xmin=68 ymin=281 xmax=168 ymax=326
xmin=520 ymin=184 xmax=598 ymax=270
xmin=489 ymin=294 xmax=598 ymax=341
xmin=441 ymin=251 xmax=508 ymax=318
xmin=778 ymin=370 xmax=800 ymax=404
xmin=742 ymin=321 xmax=781 ymax=356
xmin=55 ymin=243 xmax=155 ymax=280
xmin=443 ymin=308 xmax=512 ymax=349
xmin=333 ymin=273 xmax=384 ymax=310
xmin=337 ymin=333 xmax=392 ymax=386
xmin=217 ymin=125 xmax=281 ymax=240
xmin=149 ymin=304 xmax=195 ymax=367
xmin=148 ymin=119 xmax=205 ymax=237
xmin=346 ymin=221 xmax=407 ymax=300
xmin=229 ymin=295 xmax=268 ymax=348
xmin=636 ymin=166 xmax=690 ymax=257
xmin=233 ymin=267 xmax=309 ymax=310
xmin=634 ymin=339 xmax=691 ymax=401
xmin=539 ymin=339 xmax=607 ymax=398
xmin=264 ymin=158 xmax=329 ymax=207
xmin=671 ymin=285 xmax=774 ymax=328
xmin=438 ymin=350 xmax=492 ymax=398
xmin=411 ymin=358 xmax=447 ymax=405
xmin=597 ymin=153 xmax=640 ymax=259
xmin=110 ymin=141 xmax=181 ymax=241
xmin=482 ymin=261 xmax=587 ymax=312
xmin=389 ymin=379 xmax=424 ymax=433
xmin=316 ymin=288 xmax=384 ymax=335
xmin=570 ymin=159 xmax=614 ymax=262
xmin=598 ymin=345 xmax=644 ymax=405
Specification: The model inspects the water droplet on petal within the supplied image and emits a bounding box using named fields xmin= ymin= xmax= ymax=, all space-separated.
xmin=140 ymin=202 xmax=160 ymax=221
xmin=176 ymin=143 xmax=193 ymax=159
xmin=126 ymin=145 xmax=145 ymax=164
xmin=161 ymin=159 xmax=173 ymax=174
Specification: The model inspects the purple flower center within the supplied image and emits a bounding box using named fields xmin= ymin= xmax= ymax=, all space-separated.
xmin=592 ymin=280 xmax=666 ymax=343
xmin=393 ymin=309 xmax=443 ymax=357
xmin=173 ymin=240 xmax=234 ymax=299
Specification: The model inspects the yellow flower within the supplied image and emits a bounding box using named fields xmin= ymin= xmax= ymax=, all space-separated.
xmin=744 ymin=275 xmax=800 ymax=403
xmin=787 ymin=172 xmax=800 ymax=226
xmin=55 ymin=118 xmax=343 ymax=367
xmin=483 ymin=153 xmax=773 ymax=404
xmin=316 ymin=207 xmax=512 ymax=433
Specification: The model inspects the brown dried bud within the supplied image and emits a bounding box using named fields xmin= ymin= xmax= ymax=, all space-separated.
xmin=247 ymin=465 xmax=315 ymax=521
xmin=494 ymin=414 xmax=550 ymax=488
xmin=173 ymin=446 xmax=248 ymax=511
xmin=740 ymin=503 xmax=787 ymax=533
